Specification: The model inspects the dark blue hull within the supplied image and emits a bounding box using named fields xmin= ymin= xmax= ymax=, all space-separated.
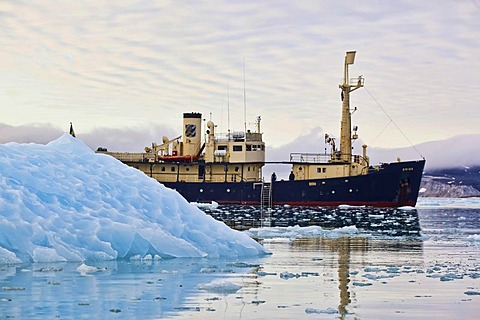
xmin=164 ymin=160 xmax=425 ymax=207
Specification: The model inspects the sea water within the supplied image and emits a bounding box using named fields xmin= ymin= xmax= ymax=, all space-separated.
xmin=1 ymin=198 xmax=479 ymax=319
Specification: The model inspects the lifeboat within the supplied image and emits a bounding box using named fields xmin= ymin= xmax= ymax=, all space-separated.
xmin=158 ymin=154 xmax=199 ymax=163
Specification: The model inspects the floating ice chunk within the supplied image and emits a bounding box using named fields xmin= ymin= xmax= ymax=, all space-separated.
xmin=386 ymin=267 xmax=401 ymax=273
xmin=160 ymin=270 xmax=178 ymax=274
xmin=398 ymin=206 xmax=416 ymax=210
xmin=440 ymin=273 xmax=463 ymax=281
xmin=256 ymin=271 xmax=277 ymax=277
xmin=338 ymin=204 xmax=365 ymax=209
xmin=333 ymin=225 xmax=359 ymax=234
xmin=362 ymin=273 xmax=396 ymax=281
xmin=245 ymin=225 xmax=360 ymax=239
xmin=305 ymin=307 xmax=339 ymax=314
xmin=35 ymin=266 xmax=63 ymax=272
xmin=197 ymin=279 xmax=241 ymax=294
xmin=466 ymin=234 xmax=480 ymax=241
xmin=76 ymin=263 xmax=106 ymax=275
xmin=190 ymin=201 xmax=218 ymax=209
xmin=226 ymin=262 xmax=260 ymax=268
xmin=280 ymin=271 xmax=300 ymax=279
xmin=440 ymin=276 xmax=454 ymax=282
xmin=338 ymin=204 xmax=365 ymax=210
xmin=200 ymin=267 xmax=217 ymax=273
xmin=352 ymin=282 xmax=373 ymax=287
xmin=363 ymin=274 xmax=379 ymax=281
xmin=2 ymin=286 xmax=26 ymax=291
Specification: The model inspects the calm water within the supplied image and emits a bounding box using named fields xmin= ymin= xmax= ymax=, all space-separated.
xmin=1 ymin=198 xmax=479 ymax=319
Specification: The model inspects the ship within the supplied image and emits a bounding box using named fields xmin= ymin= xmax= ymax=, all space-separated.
xmin=98 ymin=51 xmax=425 ymax=207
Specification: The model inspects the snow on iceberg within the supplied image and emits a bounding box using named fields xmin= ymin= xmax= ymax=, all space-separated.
xmin=0 ymin=134 xmax=268 ymax=264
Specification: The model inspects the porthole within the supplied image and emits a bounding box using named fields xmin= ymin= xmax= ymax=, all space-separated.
xmin=199 ymin=189 xmax=203 ymax=193
xmin=226 ymin=189 xmax=231 ymax=193
xmin=349 ymin=189 xmax=353 ymax=193
xmin=331 ymin=190 xmax=335 ymax=194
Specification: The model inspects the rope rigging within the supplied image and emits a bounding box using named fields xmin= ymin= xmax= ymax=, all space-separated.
xmin=364 ymin=86 xmax=424 ymax=159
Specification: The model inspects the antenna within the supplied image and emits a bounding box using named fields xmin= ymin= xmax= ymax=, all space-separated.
xmin=227 ymin=84 xmax=231 ymax=141
xmin=243 ymin=57 xmax=247 ymax=134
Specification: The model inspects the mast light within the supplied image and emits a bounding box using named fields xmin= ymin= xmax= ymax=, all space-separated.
xmin=345 ymin=51 xmax=356 ymax=65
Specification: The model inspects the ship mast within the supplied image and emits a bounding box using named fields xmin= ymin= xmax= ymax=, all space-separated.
xmin=339 ymin=51 xmax=363 ymax=163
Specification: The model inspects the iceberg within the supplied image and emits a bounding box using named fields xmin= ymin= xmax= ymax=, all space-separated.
xmin=0 ymin=134 xmax=268 ymax=264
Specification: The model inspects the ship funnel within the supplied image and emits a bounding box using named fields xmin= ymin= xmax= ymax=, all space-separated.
xmin=182 ymin=113 xmax=202 ymax=156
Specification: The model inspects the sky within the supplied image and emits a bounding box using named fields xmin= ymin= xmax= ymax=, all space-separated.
xmin=1 ymin=1 xmax=479 ymax=158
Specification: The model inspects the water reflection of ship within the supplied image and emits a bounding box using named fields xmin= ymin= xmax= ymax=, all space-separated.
xmin=290 ymin=236 xmax=423 ymax=317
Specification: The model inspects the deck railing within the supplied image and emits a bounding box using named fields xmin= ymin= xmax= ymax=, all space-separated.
xmin=289 ymin=153 xmax=332 ymax=163
xmin=289 ymin=152 xmax=369 ymax=166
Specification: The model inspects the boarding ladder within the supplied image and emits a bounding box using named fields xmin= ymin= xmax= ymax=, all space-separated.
xmin=260 ymin=182 xmax=272 ymax=227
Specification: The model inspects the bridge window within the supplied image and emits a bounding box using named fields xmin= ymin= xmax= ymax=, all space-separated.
xmin=171 ymin=166 xmax=175 ymax=172
xmin=233 ymin=145 xmax=242 ymax=152
xmin=246 ymin=145 xmax=252 ymax=151
xmin=218 ymin=145 xmax=227 ymax=151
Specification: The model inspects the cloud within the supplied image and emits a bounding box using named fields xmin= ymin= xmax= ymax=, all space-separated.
xmin=80 ymin=124 xmax=177 ymax=153
xmin=0 ymin=123 xmax=62 ymax=145
xmin=369 ymin=134 xmax=480 ymax=171
xmin=0 ymin=122 xmax=176 ymax=153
